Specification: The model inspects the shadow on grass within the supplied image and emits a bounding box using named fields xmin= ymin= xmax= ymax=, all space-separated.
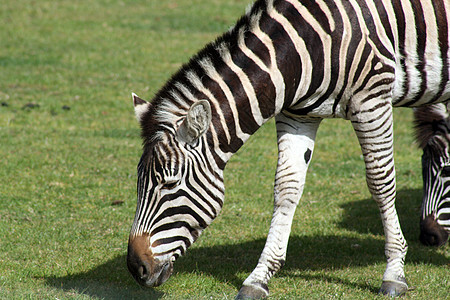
xmin=339 ymin=188 xmax=424 ymax=240
xmin=46 ymin=189 xmax=447 ymax=298
xmin=45 ymin=255 xmax=163 ymax=300
xmin=339 ymin=187 xmax=448 ymax=263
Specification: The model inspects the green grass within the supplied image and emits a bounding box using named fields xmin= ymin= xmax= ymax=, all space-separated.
xmin=0 ymin=0 xmax=448 ymax=299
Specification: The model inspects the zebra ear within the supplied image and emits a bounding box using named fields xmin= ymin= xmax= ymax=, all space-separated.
xmin=132 ymin=93 xmax=150 ymax=123
xmin=177 ymin=100 xmax=212 ymax=145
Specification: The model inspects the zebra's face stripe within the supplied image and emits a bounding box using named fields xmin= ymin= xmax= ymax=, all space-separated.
xmin=421 ymin=143 xmax=450 ymax=227
xmin=415 ymin=104 xmax=450 ymax=246
xmin=128 ymin=132 xmax=225 ymax=287
xmin=420 ymin=145 xmax=450 ymax=246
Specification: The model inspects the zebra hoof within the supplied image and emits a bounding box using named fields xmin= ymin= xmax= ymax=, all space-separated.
xmin=235 ymin=283 xmax=269 ymax=299
xmin=379 ymin=280 xmax=408 ymax=297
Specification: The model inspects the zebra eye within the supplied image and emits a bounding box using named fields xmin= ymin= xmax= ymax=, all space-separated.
xmin=441 ymin=166 xmax=450 ymax=176
xmin=161 ymin=180 xmax=179 ymax=190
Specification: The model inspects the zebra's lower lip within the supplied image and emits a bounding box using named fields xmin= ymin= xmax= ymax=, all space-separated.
xmin=127 ymin=234 xmax=176 ymax=288
xmin=142 ymin=261 xmax=173 ymax=287
xmin=155 ymin=261 xmax=173 ymax=286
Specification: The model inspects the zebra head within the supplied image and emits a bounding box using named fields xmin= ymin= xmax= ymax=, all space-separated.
xmin=414 ymin=103 xmax=450 ymax=247
xmin=127 ymin=94 xmax=223 ymax=287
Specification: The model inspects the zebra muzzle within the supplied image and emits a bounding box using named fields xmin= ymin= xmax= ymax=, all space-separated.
xmin=127 ymin=234 xmax=174 ymax=287
xmin=419 ymin=214 xmax=449 ymax=247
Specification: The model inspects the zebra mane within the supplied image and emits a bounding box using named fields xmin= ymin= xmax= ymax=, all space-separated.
xmin=138 ymin=0 xmax=267 ymax=147
xmin=413 ymin=103 xmax=450 ymax=149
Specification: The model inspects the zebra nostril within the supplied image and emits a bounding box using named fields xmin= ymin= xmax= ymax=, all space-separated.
xmin=127 ymin=234 xmax=155 ymax=284
xmin=138 ymin=264 xmax=148 ymax=279
xmin=127 ymin=254 xmax=154 ymax=285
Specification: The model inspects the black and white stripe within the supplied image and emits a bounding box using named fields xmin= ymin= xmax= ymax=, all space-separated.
xmin=127 ymin=0 xmax=450 ymax=297
xmin=414 ymin=103 xmax=450 ymax=246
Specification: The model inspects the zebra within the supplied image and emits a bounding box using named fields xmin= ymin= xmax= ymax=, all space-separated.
xmin=126 ymin=0 xmax=450 ymax=298
xmin=414 ymin=103 xmax=450 ymax=247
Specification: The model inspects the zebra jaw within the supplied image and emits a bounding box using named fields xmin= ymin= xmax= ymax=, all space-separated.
xmin=127 ymin=234 xmax=174 ymax=287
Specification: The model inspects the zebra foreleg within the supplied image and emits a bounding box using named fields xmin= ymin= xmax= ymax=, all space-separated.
xmin=236 ymin=114 xmax=321 ymax=299
xmin=350 ymin=100 xmax=408 ymax=297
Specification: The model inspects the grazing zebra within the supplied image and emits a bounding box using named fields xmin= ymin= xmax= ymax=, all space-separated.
xmin=126 ymin=0 xmax=450 ymax=298
xmin=414 ymin=103 xmax=450 ymax=247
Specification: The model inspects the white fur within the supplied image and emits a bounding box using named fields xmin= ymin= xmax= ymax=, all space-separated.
xmin=268 ymin=7 xmax=313 ymax=105
xmin=248 ymin=12 xmax=286 ymax=114
xmin=198 ymin=57 xmax=250 ymax=143
xmin=243 ymin=114 xmax=321 ymax=290
xmin=132 ymin=93 xmax=150 ymax=122
xmin=185 ymin=69 xmax=232 ymax=146
xmin=216 ymin=41 xmax=265 ymax=126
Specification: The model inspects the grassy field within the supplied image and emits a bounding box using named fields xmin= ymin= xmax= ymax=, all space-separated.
xmin=1 ymin=0 xmax=448 ymax=299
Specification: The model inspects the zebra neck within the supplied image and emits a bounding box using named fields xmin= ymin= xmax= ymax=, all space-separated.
xmin=179 ymin=1 xmax=318 ymax=162
xmin=155 ymin=0 xmax=326 ymax=167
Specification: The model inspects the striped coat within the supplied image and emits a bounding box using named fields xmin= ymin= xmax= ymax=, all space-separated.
xmin=127 ymin=0 xmax=450 ymax=298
